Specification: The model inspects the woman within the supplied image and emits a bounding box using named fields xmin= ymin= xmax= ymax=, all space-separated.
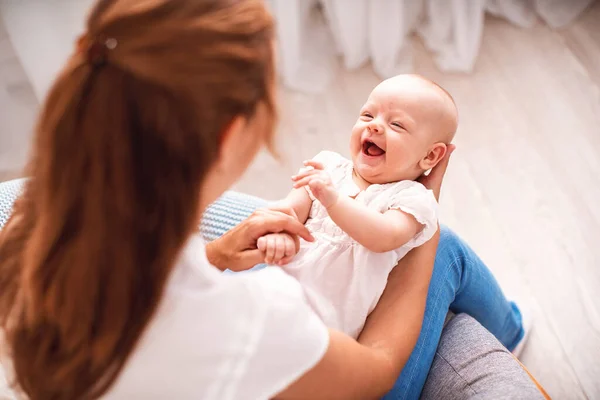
xmin=0 ymin=0 xmax=524 ymax=399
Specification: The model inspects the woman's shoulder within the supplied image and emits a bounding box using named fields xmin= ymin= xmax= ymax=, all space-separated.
xmin=106 ymin=238 xmax=328 ymax=399
xmin=240 ymin=266 xmax=312 ymax=302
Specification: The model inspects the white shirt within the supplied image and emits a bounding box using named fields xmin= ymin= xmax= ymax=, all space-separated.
xmin=280 ymin=151 xmax=438 ymax=338
xmin=103 ymin=235 xmax=329 ymax=399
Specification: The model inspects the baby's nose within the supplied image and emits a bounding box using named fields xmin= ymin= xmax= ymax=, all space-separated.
xmin=368 ymin=122 xmax=383 ymax=134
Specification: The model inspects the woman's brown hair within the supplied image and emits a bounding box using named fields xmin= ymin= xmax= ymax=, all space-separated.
xmin=0 ymin=0 xmax=275 ymax=398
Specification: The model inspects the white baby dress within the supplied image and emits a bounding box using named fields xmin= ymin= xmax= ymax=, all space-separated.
xmin=279 ymin=151 xmax=439 ymax=338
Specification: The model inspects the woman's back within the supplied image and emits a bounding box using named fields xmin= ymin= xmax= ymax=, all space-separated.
xmin=0 ymin=0 xmax=277 ymax=397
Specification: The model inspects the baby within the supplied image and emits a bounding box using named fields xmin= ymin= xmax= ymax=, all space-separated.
xmin=258 ymin=74 xmax=458 ymax=338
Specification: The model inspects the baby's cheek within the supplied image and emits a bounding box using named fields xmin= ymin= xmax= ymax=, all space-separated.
xmin=349 ymin=129 xmax=362 ymax=151
xmin=350 ymin=122 xmax=364 ymax=135
xmin=387 ymin=143 xmax=409 ymax=163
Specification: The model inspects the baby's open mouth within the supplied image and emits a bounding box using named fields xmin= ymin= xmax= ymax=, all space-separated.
xmin=362 ymin=140 xmax=385 ymax=157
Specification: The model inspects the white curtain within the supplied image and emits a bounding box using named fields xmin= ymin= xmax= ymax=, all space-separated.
xmin=0 ymin=0 xmax=95 ymax=100
xmin=266 ymin=0 xmax=593 ymax=93
xmin=1 ymin=0 xmax=592 ymax=99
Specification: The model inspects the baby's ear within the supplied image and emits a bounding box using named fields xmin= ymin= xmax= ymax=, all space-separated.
xmin=419 ymin=143 xmax=447 ymax=171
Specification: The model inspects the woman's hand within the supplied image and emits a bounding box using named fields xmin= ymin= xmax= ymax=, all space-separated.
xmin=418 ymin=144 xmax=456 ymax=201
xmin=206 ymin=207 xmax=314 ymax=272
xmin=291 ymin=160 xmax=339 ymax=209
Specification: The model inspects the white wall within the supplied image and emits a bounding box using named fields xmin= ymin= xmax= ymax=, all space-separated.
xmin=0 ymin=0 xmax=95 ymax=101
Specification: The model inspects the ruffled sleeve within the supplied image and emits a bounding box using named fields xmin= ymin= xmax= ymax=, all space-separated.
xmin=386 ymin=181 xmax=438 ymax=249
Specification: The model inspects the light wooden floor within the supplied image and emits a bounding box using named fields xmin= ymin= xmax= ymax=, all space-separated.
xmin=234 ymin=5 xmax=600 ymax=400
xmin=1 ymin=4 xmax=600 ymax=399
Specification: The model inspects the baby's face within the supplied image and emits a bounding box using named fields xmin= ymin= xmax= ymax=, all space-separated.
xmin=350 ymin=76 xmax=456 ymax=184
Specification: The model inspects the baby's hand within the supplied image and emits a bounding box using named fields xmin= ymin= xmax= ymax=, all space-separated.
xmin=257 ymin=232 xmax=298 ymax=265
xmin=292 ymin=160 xmax=339 ymax=208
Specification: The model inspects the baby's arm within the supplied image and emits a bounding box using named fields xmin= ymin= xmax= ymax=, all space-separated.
xmin=257 ymin=232 xmax=297 ymax=265
xmin=327 ymin=197 xmax=421 ymax=253
xmin=273 ymin=186 xmax=313 ymax=225
xmin=292 ymin=160 xmax=422 ymax=253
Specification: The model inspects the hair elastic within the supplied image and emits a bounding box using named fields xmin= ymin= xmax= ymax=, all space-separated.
xmin=76 ymin=34 xmax=118 ymax=67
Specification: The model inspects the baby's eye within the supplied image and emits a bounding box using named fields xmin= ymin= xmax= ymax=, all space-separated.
xmin=391 ymin=122 xmax=404 ymax=129
xmin=362 ymin=112 xmax=373 ymax=119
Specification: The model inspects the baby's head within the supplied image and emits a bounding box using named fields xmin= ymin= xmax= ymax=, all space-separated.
xmin=350 ymin=74 xmax=457 ymax=184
